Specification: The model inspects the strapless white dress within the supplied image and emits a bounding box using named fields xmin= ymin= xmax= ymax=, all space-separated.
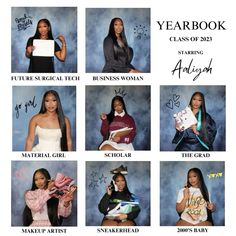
xmin=32 ymin=126 xmax=62 ymax=151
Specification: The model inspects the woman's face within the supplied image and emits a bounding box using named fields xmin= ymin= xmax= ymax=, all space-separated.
xmin=34 ymin=171 xmax=48 ymax=189
xmin=191 ymin=94 xmax=202 ymax=110
xmin=115 ymin=175 xmax=126 ymax=192
xmin=188 ymin=170 xmax=200 ymax=188
xmin=38 ymin=21 xmax=50 ymax=38
xmin=114 ymin=19 xmax=123 ymax=36
xmin=44 ymin=93 xmax=58 ymax=113
xmin=113 ymin=99 xmax=124 ymax=114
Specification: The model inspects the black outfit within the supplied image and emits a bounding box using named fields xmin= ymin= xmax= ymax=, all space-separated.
xmin=26 ymin=37 xmax=60 ymax=73
xmin=172 ymin=112 xmax=217 ymax=151
xmin=98 ymin=192 xmax=140 ymax=222
xmin=102 ymin=36 xmax=135 ymax=73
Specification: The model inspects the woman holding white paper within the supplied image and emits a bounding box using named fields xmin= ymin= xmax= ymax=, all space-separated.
xmin=99 ymin=95 xmax=136 ymax=151
xmin=25 ymin=90 xmax=72 ymax=151
xmin=25 ymin=18 xmax=66 ymax=73
xmin=172 ymin=92 xmax=217 ymax=151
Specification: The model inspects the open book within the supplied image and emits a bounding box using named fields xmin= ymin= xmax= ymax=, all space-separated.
xmin=174 ymin=106 xmax=198 ymax=130
xmin=109 ymin=127 xmax=133 ymax=140
xmin=32 ymin=39 xmax=55 ymax=57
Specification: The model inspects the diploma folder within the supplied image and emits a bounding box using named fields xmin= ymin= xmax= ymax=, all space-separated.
xmin=32 ymin=39 xmax=54 ymax=57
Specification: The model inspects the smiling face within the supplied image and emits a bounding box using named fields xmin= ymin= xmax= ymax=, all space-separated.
xmin=34 ymin=171 xmax=48 ymax=189
xmin=38 ymin=21 xmax=50 ymax=38
xmin=191 ymin=93 xmax=203 ymax=111
xmin=44 ymin=93 xmax=58 ymax=113
xmin=114 ymin=175 xmax=126 ymax=192
xmin=113 ymin=99 xmax=124 ymax=114
xmin=113 ymin=19 xmax=123 ymax=36
xmin=188 ymin=170 xmax=200 ymax=188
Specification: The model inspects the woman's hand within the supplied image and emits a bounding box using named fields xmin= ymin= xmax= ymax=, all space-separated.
xmin=57 ymin=34 xmax=66 ymax=45
xmin=106 ymin=185 xmax=112 ymax=196
xmin=207 ymin=202 xmax=215 ymax=211
xmin=183 ymin=187 xmax=190 ymax=200
xmin=100 ymin=112 xmax=107 ymax=120
xmin=47 ymin=180 xmax=55 ymax=190
xmin=63 ymin=186 xmax=76 ymax=207
xmin=129 ymin=69 xmax=142 ymax=73
xmin=111 ymin=136 xmax=121 ymax=143
xmin=190 ymin=125 xmax=200 ymax=135
xmin=115 ymin=213 xmax=127 ymax=221
xmin=26 ymin=46 xmax=35 ymax=57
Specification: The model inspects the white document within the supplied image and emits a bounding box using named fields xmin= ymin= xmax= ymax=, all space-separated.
xmin=32 ymin=39 xmax=54 ymax=57
xmin=174 ymin=106 xmax=198 ymax=130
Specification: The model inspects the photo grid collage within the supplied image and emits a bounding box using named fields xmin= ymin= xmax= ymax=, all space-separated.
xmin=1 ymin=0 xmax=235 ymax=235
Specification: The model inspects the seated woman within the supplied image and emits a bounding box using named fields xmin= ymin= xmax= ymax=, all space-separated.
xmin=176 ymin=168 xmax=215 ymax=226
xmin=98 ymin=173 xmax=140 ymax=226
xmin=99 ymin=95 xmax=136 ymax=151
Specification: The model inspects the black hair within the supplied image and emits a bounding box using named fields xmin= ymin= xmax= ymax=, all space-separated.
xmin=189 ymin=92 xmax=209 ymax=144
xmin=112 ymin=173 xmax=132 ymax=198
xmin=39 ymin=90 xmax=68 ymax=151
xmin=23 ymin=168 xmax=62 ymax=226
xmin=187 ymin=168 xmax=214 ymax=225
xmin=106 ymin=95 xmax=128 ymax=124
xmin=107 ymin=17 xmax=132 ymax=62
xmin=32 ymin=19 xmax=54 ymax=40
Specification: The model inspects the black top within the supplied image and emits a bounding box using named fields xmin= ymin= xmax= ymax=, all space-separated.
xmin=98 ymin=191 xmax=140 ymax=221
xmin=102 ymin=36 xmax=135 ymax=73
xmin=172 ymin=112 xmax=217 ymax=151
xmin=26 ymin=37 xmax=60 ymax=73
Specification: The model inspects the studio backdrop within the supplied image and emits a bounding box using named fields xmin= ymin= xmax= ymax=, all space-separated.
xmin=86 ymin=161 xmax=150 ymax=226
xmin=11 ymin=160 xmax=77 ymax=226
xmin=86 ymin=85 xmax=151 ymax=150
xmin=160 ymin=85 xmax=226 ymax=151
xmin=86 ymin=8 xmax=150 ymax=73
xmin=160 ymin=161 xmax=225 ymax=226
xmin=11 ymin=7 xmax=77 ymax=73
xmin=12 ymin=86 xmax=76 ymax=151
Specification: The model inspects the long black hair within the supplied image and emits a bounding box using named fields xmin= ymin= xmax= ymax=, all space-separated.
xmin=189 ymin=92 xmax=209 ymax=144
xmin=112 ymin=173 xmax=132 ymax=199
xmin=107 ymin=17 xmax=132 ymax=62
xmin=23 ymin=168 xmax=62 ymax=226
xmin=32 ymin=19 xmax=54 ymax=40
xmin=106 ymin=95 xmax=128 ymax=125
xmin=187 ymin=168 xmax=214 ymax=225
xmin=39 ymin=90 xmax=68 ymax=151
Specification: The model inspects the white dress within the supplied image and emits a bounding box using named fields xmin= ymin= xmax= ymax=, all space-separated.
xmin=32 ymin=126 xmax=62 ymax=151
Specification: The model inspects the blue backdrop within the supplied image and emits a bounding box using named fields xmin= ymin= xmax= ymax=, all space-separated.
xmin=160 ymin=86 xmax=226 ymax=151
xmin=86 ymin=86 xmax=151 ymax=150
xmin=160 ymin=161 xmax=225 ymax=226
xmin=11 ymin=160 xmax=77 ymax=226
xmin=86 ymin=8 xmax=150 ymax=73
xmin=86 ymin=161 xmax=150 ymax=226
xmin=12 ymin=86 xmax=76 ymax=151
xmin=11 ymin=7 xmax=77 ymax=73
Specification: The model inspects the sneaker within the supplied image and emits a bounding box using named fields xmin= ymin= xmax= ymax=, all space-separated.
xmin=110 ymin=165 xmax=128 ymax=175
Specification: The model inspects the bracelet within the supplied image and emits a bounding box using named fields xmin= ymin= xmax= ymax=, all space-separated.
xmin=62 ymin=44 xmax=66 ymax=47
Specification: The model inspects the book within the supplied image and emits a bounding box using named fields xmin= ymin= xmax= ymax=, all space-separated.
xmin=32 ymin=39 xmax=54 ymax=57
xmin=109 ymin=127 xmax=133 ymax=140
xmin=173 ymin=106 xmax=198 ymax=130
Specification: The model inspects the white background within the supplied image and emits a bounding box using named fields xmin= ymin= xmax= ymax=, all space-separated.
xmin=1 ymin=0 xmax=235 ymax=235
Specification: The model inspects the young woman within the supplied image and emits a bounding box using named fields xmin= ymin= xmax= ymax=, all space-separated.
xmin=23 ymin=168 xmax=76 ymax=226
xmin=176 ymin=168 xmax=215 ymax=226
xmin=25 ymin=90 xmax=72 ymax=151
xmin=98 ymin=173 xmax=140 ymax=226
xmin=102 ymin=17 xmax=141 ymax=73
xmin=99 ymin=95 xmax=136 ymax=151
xmin=25 ymin=18 xmax=66 ymax=73
xmin=172 ymin=92 xmax=217 ymax=151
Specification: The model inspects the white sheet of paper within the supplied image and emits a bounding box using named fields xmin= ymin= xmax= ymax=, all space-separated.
xmin=32 ymin=39 xmax=55 ymax=57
